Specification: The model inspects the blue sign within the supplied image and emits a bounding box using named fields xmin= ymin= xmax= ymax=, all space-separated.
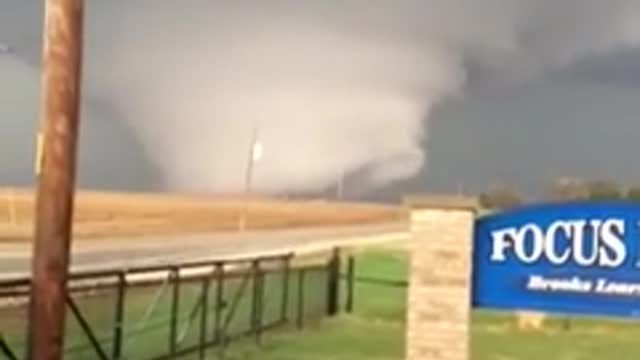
xmin=473 ymin=201 xmax=640 ymax=318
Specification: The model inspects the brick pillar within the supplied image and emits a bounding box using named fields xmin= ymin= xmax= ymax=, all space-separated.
xmin=404 ymin=195 xmax=478 ymax=360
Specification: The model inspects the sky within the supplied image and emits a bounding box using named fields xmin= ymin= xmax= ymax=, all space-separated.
xmin=2 ymin=1 xmax=640 ymax=201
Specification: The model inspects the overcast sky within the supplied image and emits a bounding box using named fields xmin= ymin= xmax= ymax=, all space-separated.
xmin=3 ymin=1 xmax=640 ymax=201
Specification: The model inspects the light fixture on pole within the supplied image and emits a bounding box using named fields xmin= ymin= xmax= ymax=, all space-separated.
xmin=252 ymin=141 xmax=263 ymax=163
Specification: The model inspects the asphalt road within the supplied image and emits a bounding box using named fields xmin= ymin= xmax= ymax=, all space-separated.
xmin=0 ymin=222 xmax=408 ymax=278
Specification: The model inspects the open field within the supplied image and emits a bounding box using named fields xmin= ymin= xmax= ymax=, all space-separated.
xmin=222 ymin=248 xmax=640 ymax=360
xmin=0 ymin=188 xmax=405 ymax=242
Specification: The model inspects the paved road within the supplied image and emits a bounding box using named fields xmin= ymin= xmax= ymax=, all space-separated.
xmin=0 ymin=222 xmax=409 ymax=278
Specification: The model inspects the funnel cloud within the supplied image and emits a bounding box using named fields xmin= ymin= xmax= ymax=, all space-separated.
xmin=3 ymin=1 xmax=640 ymax=195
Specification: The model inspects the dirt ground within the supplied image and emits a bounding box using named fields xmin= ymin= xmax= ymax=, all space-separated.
xmin=0 ymin=188 xmax=405 ymax=242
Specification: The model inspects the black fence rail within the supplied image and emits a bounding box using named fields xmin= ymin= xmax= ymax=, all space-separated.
xmin=0 ymin=249 xmax=345 ymax=360
xmin=339 ymin=255 xmax=408 ymax=314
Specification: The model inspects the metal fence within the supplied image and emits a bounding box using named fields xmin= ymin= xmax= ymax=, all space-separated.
xmin=0 ymin=249 xmax=345 ymax=360
xmin=338 ymin=256 xmax=408 ymax=315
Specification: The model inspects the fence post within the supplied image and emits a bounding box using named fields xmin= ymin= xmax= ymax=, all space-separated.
xmin=296 ymin=269 xmax=305 ymax=329
xmin=280 ymin=255 xmax=291 ymax=323
xmin=250 ymin=259 xmax=263 ymax=345
xmin=326 ymin=248 xmax=341 ymax=316
xmin=346 ymin=256 xmax=355 ymax=313
xmin=258 ymin=264 xmax=265 ymax=344
xmin=169 ymin=267 xmax=181 ymax=355
xmin=112 ymin=271 xmax=127 ymax=360
xmin=199 ymin=274 xmax=211 ymax=360
xmin=213 ymin=263 xmax=224 ymax=345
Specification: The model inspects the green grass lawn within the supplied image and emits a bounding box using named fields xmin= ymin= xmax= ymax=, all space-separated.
xmin=221 ymin=248 xmax=640 ymax=360
xmin=4 ymin=249 xmax=640 ymax=360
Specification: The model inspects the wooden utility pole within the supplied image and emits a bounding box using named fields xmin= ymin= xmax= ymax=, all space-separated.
xmin=27 ymin=1 xmax=85 ymax=359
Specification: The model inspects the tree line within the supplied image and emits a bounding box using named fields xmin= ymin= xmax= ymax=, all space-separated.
xmin=478 ymin=178 xmax=640 ymax=210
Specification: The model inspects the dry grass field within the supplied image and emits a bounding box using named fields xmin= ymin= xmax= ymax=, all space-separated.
xmin=0 ymin=187 xmax=405 ymax=242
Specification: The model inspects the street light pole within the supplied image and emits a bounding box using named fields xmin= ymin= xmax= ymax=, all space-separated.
xmin=336 ymin=169 xmax=345 ymax=200
xmin=27 ymin=1 xmax=85 ymax=359
xmin=238 ymin=126 xmax=261 ymax=231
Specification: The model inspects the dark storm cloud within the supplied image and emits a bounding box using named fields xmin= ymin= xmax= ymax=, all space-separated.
xmin=3 ymin=0 xmax=640 ymax=198
xmin=556 ymin=49 xmax=640 ymax=89
xmin=0 ymin=52 xmax=162 ymax=190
